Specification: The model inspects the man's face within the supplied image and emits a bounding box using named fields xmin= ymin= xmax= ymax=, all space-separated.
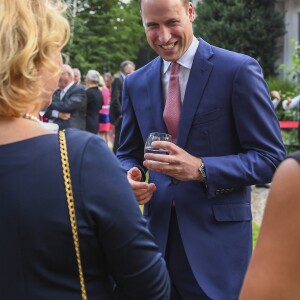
xmin=58 ymin=68 xmax=71 ymax=89
xmin=74 ymin=71 xmax=80 ymax=84
xmin=124 ymin=64 xmax=135 ymax=75
xmin=141 ymin=0 xmax=194 ymax=62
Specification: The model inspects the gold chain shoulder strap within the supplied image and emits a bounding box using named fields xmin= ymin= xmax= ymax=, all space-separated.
xmin=59 ymin=130 xmax=88 ymax=300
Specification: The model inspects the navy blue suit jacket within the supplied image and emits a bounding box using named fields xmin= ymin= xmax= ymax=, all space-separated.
xmin=117 ymin=38 xmax=285 ymax=299
xmin=0 ymin=130 xmax=170 ymax=299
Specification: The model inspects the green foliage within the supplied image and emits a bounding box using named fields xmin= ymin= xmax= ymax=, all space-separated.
xmin=194 ymin=0 xmax=285 ymax=77
xmin=278 ymin=39 xmax=300 ymax=81
xmin=281 ymin=129 xmax=299 ymax=153
xmin=266 ymin=77 xmax=298 ymax=98
xmin=265 ymin=75 xmax=300 ymax=153
xmin=64 ymin=0 xmax=145 ymax=76
xmin=252 ymin=222 xmax=259 ymax=249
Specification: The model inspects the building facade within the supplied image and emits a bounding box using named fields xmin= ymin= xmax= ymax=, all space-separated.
xmin=277 ymin=0 xmax=300 ymax=75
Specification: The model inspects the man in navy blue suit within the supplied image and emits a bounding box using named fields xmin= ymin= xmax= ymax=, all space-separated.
xmin=117 ymin=0 xmax=286 ymax=299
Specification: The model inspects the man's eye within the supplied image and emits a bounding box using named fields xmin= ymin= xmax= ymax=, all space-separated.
xmin=169 ymin=20 xmax=179 ymax=25
xmin=147 ymin=24 xmax=158 ymax=28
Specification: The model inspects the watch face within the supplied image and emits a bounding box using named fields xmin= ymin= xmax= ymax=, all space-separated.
xmin=199 ymin=164 xmax=206 ymax=181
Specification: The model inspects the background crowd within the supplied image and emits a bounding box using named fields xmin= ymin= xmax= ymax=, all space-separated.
xmin=41 ymin=60 xmax=136 ymax=152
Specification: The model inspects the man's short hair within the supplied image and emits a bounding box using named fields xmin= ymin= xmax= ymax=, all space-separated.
xmin=138 ymin=0 xmax=189 ymax=11
xmin=120 ymin=60 xmax=135 ymax=73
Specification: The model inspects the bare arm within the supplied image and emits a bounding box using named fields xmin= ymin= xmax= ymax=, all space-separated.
xmin=239 ymin=157 xmax=300 ymax=299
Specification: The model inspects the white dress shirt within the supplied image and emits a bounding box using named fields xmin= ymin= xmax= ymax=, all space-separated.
xmin=162 ymin=36 xmax=199 ymax=104
xmin=52 ymin=82 xmax=75 ymax=118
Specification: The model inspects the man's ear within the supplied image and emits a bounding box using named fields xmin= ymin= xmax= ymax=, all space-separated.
xmin=188 ymin=3 xmax=195 ymax=22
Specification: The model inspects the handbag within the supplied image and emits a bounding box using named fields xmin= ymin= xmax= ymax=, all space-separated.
xmin=59 ymin=130 xmax=88 ymax=300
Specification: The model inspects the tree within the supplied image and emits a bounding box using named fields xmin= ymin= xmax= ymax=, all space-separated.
xmin=194 ymin=0 xmax=285 ymax=77
xmin=279 ymin=38 xmax=300 ymax=81
xmin=64 ymin=0 xmax=146 ymax=76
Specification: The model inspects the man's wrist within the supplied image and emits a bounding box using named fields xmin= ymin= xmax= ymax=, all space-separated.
xmin=198 ymin=160 xmax=207 ymax=182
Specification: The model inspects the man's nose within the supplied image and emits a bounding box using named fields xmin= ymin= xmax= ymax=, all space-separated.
xmin=157 ymin=26 xmax=172 ymax=44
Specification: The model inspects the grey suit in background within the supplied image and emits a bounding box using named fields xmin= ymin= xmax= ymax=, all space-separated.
xmin=45 ymin=83 xmax=87 ymax=130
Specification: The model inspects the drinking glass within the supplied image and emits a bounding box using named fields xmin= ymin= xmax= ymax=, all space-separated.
xmin=144 ymin=132 xmax=172 ymax=156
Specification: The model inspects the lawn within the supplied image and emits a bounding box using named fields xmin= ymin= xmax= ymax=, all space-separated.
xmin=252 ymin=222 xmax=260 ymax=249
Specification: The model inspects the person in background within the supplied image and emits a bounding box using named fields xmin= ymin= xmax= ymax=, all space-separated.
xmin=117 ymin=0 xmax=286 ymax=299
xmin=239 ymin=150 xmax=300 ymax=300
xmin=85 ymin=70 xmax=103 ymax=134
xmin=103 ymin=72 xmax=114 ymax=147
xmin=109 ymin=60 xmax=135 ymax=153
xmin=73 ymin=68 xmax=82 ymax=85
xmin=98 ymin=75 xmax=111 ymax=144
xmin=282 ymin=93 xmax=300 ymax=110
xmin=271 ymin=90 xmax=281 ymax=109
xmin=103 ymin=72 xmax=113 ymax=91
xmin=269 ymin=90 xmax=300 ymax=147
xmin=0 ymin=0 xmax=170 ymax=299
xmin=73 ymin=67 xmax=86 ymax=89
xmin=44 ymin=64 xmax=87 ymax=130
xmin=282 ymin=93 xmax=300 ymax=147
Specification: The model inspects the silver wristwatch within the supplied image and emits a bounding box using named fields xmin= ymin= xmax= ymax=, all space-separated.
xmin=199 ymin=161 xmax=207 ymax=182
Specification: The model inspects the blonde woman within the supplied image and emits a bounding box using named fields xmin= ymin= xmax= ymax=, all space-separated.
xmin=0 ymin=0 xmax=170 ymax=299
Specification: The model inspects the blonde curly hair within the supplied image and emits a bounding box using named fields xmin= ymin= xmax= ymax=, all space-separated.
xmin=0 ymin=0 xmax=70 ymax=117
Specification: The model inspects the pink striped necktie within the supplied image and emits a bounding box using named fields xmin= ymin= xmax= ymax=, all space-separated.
xmin=163 ymin=62 xmax=181 ymax=143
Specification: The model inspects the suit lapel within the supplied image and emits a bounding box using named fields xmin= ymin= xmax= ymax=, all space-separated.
xmin=143 ymin=40 xmax=214 ymax=145
xmin=61 ymin=83 xmax=76 ymax=101
xmin=177 ymin=39 xmax=214 ymax=148
xmin=146 ymin=58 xmax=168 ymax=133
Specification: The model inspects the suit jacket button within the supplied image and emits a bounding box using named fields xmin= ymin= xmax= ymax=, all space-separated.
xmin=172 ymin=178 xmax=179 ymax=185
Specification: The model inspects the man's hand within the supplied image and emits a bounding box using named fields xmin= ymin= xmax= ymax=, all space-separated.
xmin=58 ymin=112 xmax=71 ymax=120
xmin=143 ymin=141 xmax=202 ymax=181
xmin=127 ymin=167 xmax=156 ymax=205
xmin=271 ymin=90 xmax=281 ymax=101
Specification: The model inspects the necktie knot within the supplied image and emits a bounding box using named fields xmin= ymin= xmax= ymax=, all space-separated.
xmin=170 ymin=62 xmax=179 ymax=77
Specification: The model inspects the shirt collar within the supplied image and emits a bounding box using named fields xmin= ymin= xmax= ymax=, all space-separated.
xmin=163 ymin=36 xmax=199 ymax=74
xmin=61 ymin=81 xmax=74 ymax=94
xmin=120 ymin=73 xmax=126 ymax=80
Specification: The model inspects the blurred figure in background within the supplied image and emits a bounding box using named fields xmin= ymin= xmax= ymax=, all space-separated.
xmin=44 ymin=64 xmax=87 ymax=130
xmin=109 ymin=60 xmax=135 ymax=153
xmin=271 ymin=90 xmax=281 ymax=109
xmin=269 ymin=90 xmax=300 ymax=148
xmin=73 ymin=68 xmax=82 ymax=85
xmin=73 ymin=67 xmax=86 ymax=89
xmin=85 ymin=70 xmax=103 ymax=134
xmin=98 ymin=75 xmax=112 ymax=144
xmin=282 ymin=93 xmax=300 ymax=148
xmin=103 ymin=72 xmax=114 ymax=148
xmin=103 ymin=72 xmax=113 ymax=91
